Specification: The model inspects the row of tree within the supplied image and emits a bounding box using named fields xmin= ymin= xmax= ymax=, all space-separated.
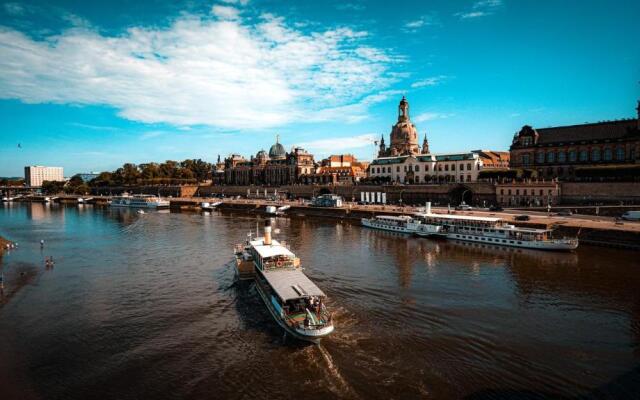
xmin=90 ymin=159 xmax=213 ymax=186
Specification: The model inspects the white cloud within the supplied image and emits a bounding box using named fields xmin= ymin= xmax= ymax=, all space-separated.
xmin=211 ymin=5 xmax=240 ymax=20
xmin=457 ymin=11 xmax=487 ymax=19
xmin=411 ymin=75 xmax=448 ymax=88
xmin=456 ymin=0 xmax=502 ymax=19
xmin=413 ymin=112 xmax=454 ymax=123
xmin=3 ymin=2 xmax=25 ymax=15
xmin=220 ymin=0 xmax=250 ymax=5
xmin=403 ymin=15 xmax=436 ymax=32
xmin=299 ymin=133 xmax=376 ymax=153
xmin=0 ymin=11 xmax=397 ymax=130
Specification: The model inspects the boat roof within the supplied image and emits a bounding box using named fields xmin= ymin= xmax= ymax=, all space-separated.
xmin=250 ymin=239 xmax=295 ymax=258
xmin=263 ymin=268 xmax=326 ymax=301
xmin=375 ymin=215 xmax=414 ymax=221
xmin=415 ymin=212 xmax=502 ymax=223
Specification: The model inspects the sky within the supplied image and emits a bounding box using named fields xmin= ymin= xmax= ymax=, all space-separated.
xmin=0 ymin=0 xmax=639 ymax=177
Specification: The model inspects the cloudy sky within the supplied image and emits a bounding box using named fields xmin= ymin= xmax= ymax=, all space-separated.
xmin=1 ymin=0 xmax=639 ymax=176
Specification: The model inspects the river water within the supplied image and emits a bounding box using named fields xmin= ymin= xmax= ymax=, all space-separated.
xmin=0 ymin=203 xmax=639 ymax=399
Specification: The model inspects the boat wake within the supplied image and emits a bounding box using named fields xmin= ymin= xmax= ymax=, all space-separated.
xmin=315 ymin=344 xmax=361 ymax=400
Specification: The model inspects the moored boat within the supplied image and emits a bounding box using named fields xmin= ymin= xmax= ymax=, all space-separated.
xmin=412 ymin=204 xmax=578 ymax=251
xmin=361 ymin=214 xmax=418 ymax=234
xmin=233 ymin=219 xmax=334 ymax=343
xmin=109 ymin=193 xmax=169 ymax=209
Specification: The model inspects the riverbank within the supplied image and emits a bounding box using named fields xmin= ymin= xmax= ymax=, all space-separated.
xmin=171 ymin=198 xmax=640 ymax=250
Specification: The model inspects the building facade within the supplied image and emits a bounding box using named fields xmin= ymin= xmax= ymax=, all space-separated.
xmin=496 ymin=182 xmax=560 ymax=207
xmin=222 ymin=138 xmax=315 ymax=186
xmin=509 ymin=102 xmax=640 ymax=180
xmin=300 ymin=154 xmax=367 ymax=184
xmin=24 ymin=166 xmax=64 ymax=187
xmin=368 ymin=152 xmax=485 ymax=184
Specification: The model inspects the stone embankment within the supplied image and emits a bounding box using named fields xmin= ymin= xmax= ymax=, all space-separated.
xmin=169 ymin=198 xmax=640 ymax=250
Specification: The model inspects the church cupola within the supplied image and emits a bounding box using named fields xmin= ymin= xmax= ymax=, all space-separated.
xmin=398 ymin=96 xmax=410 ymax=122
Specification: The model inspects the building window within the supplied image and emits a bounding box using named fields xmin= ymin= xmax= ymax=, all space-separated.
xmin=500 ymin=189 xmax=504 ymax=195
xmin=415 ymin=165 xmax=420 ymax=172
xmin=425 ymin=165 xmax=429 ymax=171
xmin=522 ymin=154 xmax=530 ymax=165
xmin=516 ymin=189 xmax=520 ymax=195
xmin=452 ymin=164 xmax=456 ymax=171
xmin=591 ymin=148 xmax=601 ymax=161
xmin=604 ymin=148 xmax=612 ymax=161
xmin=523 ymin=189 xmax=527 ymax=195
xmin=616 ymin=147 xmax=625 ymax=161
xmin=537 ymin=152 xmax=545 ymax=163
xmin=579 ymin=150 xmax=588 ymax=162
xmin=569 ymin=150 xmax=577 ymax=162
xmin=397 ymin=166 xmax=400 ymax=172
xmin=557 ymin=151 xmax=566 ymax=163
xmin=467 ymin=163 xmax=471 ymax=170
xmin=508 ymin=189 xmax=512 ymax=195
xmin=445 ymin=165 xmax=449 ymax=171
xmin=539 ymin=189 xmax=543 ymax=196
xmin=547 ymin=152 xmax=555 ymax=163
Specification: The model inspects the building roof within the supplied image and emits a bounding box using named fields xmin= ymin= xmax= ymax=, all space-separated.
xmin=414 ymin=212 xmax=502 ymax=223
xmin=262 ymin=268 xmax=326 ymax=301
xmin=535 ymin=119 xmax=638 ymax=145
xmin=434 ymin=152 xmax=478 ymax=161
xmin=269 ymin=142 xmax=286 ymax=159
xmin=250 ymin=239 xmax=295 ymax=259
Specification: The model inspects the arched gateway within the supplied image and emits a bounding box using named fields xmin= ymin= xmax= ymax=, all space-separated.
xmin=449 ymin=185 xmax=474 ymax=205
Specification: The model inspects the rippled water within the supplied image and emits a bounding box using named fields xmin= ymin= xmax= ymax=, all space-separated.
xmin=1 ymin=203 xmax=639 ymax=399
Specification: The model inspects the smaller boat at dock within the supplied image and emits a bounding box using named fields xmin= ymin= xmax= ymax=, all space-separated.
xmin=361 ymin=214 xmax=419 ymax=234
xmin=233 ymin=219 xmax=334 ymax=343
xmin=110 ymin=193 xmax=169 ymax=209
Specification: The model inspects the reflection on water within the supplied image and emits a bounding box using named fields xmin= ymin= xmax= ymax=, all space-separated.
xmin=0 ymin=203 xmax=639 ymax=399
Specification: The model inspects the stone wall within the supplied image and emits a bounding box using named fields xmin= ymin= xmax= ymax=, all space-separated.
xmin=560 ymin=182 xmax=640 ymax=204
xmin=197 ymin=183 xmax=497 ymax=206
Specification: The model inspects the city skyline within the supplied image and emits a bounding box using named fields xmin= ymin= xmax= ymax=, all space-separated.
xmin=1 ymin=0 xmax=639 ymax=176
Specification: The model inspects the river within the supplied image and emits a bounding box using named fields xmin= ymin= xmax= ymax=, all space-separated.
xmin=0 ymin=203 xmax=639 ymax=399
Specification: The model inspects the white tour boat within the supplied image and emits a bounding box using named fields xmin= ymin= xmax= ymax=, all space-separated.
xmin=109 ymin=193 xmax=169 ymax=209
xmin=234 ymin=219 xmax=334 ymax=343
xmin=361 ymin=214 xmax=419 ymax=234
xmin=412 ymin=203 xmax=578 ymax=251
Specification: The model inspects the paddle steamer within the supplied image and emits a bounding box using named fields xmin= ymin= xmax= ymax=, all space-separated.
xmin=233 ymin=219 xmax=334 ymax=343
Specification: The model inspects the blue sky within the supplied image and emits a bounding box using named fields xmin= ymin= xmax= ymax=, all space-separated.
xmin=0 ymin=0 xmax=639 ymax=177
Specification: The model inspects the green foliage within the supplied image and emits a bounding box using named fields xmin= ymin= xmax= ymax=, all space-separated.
xmin=41 ymin=180 xmax=65 ymax=194
xmin=88 ymin=159 xmax=213 ymax=187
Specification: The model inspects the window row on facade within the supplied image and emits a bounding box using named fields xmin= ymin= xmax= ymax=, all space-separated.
xmin=521 ymin=146 xmax=630 ymax=165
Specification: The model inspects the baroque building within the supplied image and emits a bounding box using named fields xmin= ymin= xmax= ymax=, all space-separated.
xmin=378 ymin=96 xmax=429 ymax=157
xmin=222 ymin=137 xmax=315 ymax=186
xmin=509 ymin=101 xmax=640 ymax=180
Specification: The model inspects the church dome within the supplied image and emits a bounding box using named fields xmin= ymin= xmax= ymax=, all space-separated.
xmin=269 ymin=141 xmax=286 ymax=159
xmin=256 ymin=149 xmax=268 ymax=159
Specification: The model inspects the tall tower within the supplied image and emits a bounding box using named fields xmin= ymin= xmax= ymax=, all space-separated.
xmin=378 ymin=134 xmax=387 ymax=157
xmin=421 ymin=133 xmax=429 ymax=154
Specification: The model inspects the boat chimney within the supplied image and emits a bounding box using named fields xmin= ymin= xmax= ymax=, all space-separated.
xmin=264 ymin=218 xmax=272 ymax=245
xmin=426 ymin=201 xmax=431 ymax=214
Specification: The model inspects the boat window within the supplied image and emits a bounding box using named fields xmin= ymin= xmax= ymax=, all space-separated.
xmin=517 ymin=241 xmax=522 ymax=244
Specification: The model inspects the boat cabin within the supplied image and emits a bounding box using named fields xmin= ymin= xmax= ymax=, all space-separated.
xmin=249 ymin=239 xmax=300 ymax=271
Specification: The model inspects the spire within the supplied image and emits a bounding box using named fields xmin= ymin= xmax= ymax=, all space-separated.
xmin=421 ymin=133 xmax=429 ymax=154
xmin=217 ymin=154 xmax=220 ymax=163
xmin=276 ymin=134 xmax=280 ymax=144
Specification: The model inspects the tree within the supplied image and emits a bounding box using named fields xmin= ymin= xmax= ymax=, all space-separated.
xmin=41 ymin=180 xmax=65 ymax=194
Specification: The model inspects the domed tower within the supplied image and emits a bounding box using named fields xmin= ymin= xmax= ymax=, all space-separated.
xmin=269 ymin=135 xmax=286 ymax=160
xmin=255 ymin=149 xmax=269 ymax=165
xmin=389 ymin=96 xmax=420 ymax=155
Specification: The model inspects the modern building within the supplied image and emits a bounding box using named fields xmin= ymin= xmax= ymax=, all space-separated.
xmin=509 ymin=101 xmax=640 ymax=180
xmin=24 ymin=166 xmax=64 ymax=187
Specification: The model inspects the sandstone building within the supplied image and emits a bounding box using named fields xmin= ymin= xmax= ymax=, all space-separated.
xmin=509 ymin=101 xmax=640 ymax=180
